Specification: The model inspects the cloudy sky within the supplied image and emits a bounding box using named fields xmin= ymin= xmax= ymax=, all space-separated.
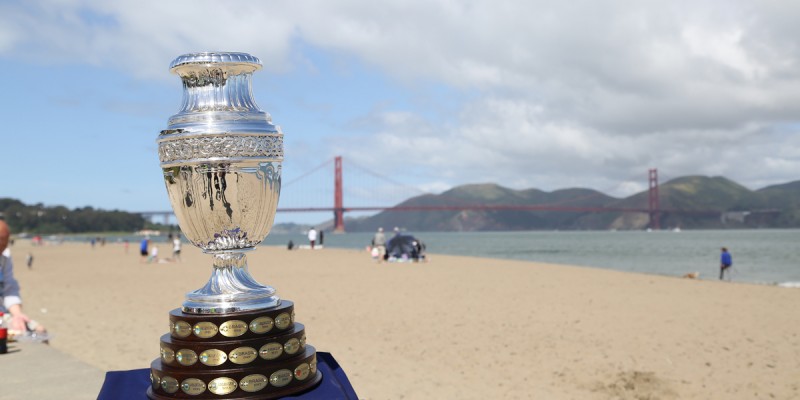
xmin=2 ymin=0 xmax=800 ymax=224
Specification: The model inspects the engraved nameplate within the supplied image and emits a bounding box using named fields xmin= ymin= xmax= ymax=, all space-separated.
xmin=193 ymin=322 xmax=218 ymax=338
xmin=208 ymin=377 xmax=238 ymax=395
xmin=240 ymin=374 xmax=268 ymax=393
xmin=199 ymin=349 xmax=228 ymax=366
xmin=249 ymin=316 xmax=274 ymax=334
xmin=219 ymin=320 xmax=248 ymax=338
xmin=181 ymin=378 xmax=206 ymax=395
xmin=259 ymin=342 xmax=283 ymax=360
xmin=173 ymin=321 xmax=192 ymax=338
xmin=270 ymin=369 xmax=293 ymax=388
xmin=229 ymin=347 xmax=258 ymax=365
xmin=274 ymin=313 xmax=291 ymax=330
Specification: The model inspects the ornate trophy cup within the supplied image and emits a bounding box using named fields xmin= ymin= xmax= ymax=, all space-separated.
xmin=147 ymin=52 xmax=321 ymax=399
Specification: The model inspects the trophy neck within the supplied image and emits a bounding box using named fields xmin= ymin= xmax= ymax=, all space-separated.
xmin=212 ymin=251 xmax=248 ymax=268
xmin=166 ymin=52 xmax=273 ymax=131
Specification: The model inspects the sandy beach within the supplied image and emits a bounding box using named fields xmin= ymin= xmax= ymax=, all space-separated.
xmin=5 ymin=239 xmax=800 ymax=399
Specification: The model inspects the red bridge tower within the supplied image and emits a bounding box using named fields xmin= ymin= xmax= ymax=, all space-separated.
xmin=333 ymin=156 xmax=345 ymax=233
xmin=648 ymin=168 xmax=660 ymax=230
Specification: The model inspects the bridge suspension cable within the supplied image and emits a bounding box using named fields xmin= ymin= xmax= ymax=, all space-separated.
xmin=346 ymin=159 xmax=430 ymax=197
xmin=282 ymin=158 xmax=334 ymax=188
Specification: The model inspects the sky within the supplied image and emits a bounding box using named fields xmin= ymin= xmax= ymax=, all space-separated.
xmin=2 ymin=0 xmax=800 ymax=225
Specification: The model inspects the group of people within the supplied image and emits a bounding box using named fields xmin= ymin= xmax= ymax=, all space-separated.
xmin=371 ymin=227 xmax=426 ymax=263
xmin=0 ymin=220 xmax=47 ymax=339
xmin=139 ymin=234 xmax=182 ymax=263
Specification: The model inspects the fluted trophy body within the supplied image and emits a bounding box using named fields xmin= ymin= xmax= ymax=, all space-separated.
xmin=158 ymin=53 xmax=282 ymax=314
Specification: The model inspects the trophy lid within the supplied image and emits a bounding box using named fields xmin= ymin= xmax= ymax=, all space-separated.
xmin=163 ymin=51 xmax=276 ymax=133
xmin=169 ymin=52 xmax=262 ymax=75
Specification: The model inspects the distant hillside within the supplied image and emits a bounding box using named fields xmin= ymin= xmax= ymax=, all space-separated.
xmin=755 ymin=180 xmax=800 ymax=226
xmin=343 ymin=176 xmax=800 ymax=232
xmin=345 ymin=183 xmax=618 ymax=231
xmin=0 ymin=198 xmax=150 ymax=234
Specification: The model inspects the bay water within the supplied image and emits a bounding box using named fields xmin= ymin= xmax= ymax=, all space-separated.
xmin=264 ymin=229 xmax=800 ymax=287
xmin=59 ymin=229 xmax=800 ymax=287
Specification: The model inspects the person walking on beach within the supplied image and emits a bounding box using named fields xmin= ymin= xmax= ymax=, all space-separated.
xmin=308 ymin=227 xmax=317 ymax=249
xmin=372 ymin=227 xmax=386 ymax=263
xmin=720 ymin=247 xmax=732 ymax=280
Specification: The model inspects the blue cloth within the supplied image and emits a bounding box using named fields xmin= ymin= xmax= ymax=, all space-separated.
xmin=721 ymin=252 xmax=732 ymax=266
xmin=97 ymin=352 xmax=357 ymax=400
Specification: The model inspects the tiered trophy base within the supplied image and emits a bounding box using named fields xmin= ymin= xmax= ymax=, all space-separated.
xmin=147 ymin=301 xmax=322 ymax=399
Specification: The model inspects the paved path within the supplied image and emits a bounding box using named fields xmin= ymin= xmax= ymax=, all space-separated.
xmin=1 ymin=340 xmax=106 ymax=400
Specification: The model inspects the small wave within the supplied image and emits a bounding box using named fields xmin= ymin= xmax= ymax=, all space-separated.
xmin=777 ymin=281 xmax=800 ymax=288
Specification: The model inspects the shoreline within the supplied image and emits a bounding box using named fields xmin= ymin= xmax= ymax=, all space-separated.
xmin=14 ymin=229 xmax=800 ymax=287
xmin=5 ymin=240 xmax=800 ymax=399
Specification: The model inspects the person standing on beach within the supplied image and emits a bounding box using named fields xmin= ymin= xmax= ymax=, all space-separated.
xmin=148 ymin=245 xmax=159 ymax=264
xmin=0 ymin=220 xmax=46 ymax=334
xmin=308 ymin=227 xmax=317 ymax=249
xmin=720 ymin=247 xmax=732 ymax=280
xmin=372 ymin=227 xmax=386 ymax=263
xmin=140 ymin=237 xmax=149 ymax=263
xmin=172 ymin=235 xmax=182 ymax=262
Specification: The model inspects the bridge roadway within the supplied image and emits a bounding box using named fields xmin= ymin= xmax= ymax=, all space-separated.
xmin=139 ymin=205 xmax=728 ymax=218
xmin=275 ymin=205 xmax=727 ymax=214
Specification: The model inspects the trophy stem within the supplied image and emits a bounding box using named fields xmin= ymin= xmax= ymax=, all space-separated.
xmin=183 ymin=251 xmax=280 ymax=314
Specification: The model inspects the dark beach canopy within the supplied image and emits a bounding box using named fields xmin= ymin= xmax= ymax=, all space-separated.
xmin=386 ymin=233 xmax=424 ymax=260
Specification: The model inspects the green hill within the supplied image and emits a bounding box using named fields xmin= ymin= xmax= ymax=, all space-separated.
xmin=345 ymin=183 xmax=618 ymax=231
xmin=344 ymin=176 xmax=794 ymax=232
xmin=755 ymin=180 xmax=800 ymax=226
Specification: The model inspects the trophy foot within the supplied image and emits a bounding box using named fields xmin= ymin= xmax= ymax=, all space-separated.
xmin=183 ymin=251 xmax=281 ymax=314
xmin=182 ymin=293 xmax=281 ymax=314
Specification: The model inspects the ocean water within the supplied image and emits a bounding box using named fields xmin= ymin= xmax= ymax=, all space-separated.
xmin=263 ymin=229 xmax=800 ymax=286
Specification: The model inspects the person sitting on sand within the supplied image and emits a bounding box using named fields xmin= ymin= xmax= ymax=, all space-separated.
xmin=0 ymin=220 xmax=47 ymax=338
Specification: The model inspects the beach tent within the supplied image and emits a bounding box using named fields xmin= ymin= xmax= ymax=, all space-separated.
xmin=385 ymin=233 xmax=423 ymax=261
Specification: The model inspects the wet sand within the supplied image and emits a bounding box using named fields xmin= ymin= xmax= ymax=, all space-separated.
xmin=7 ymin=239 xmax=800 ymax=399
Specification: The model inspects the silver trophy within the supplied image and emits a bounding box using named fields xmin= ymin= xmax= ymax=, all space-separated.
xmin=148 ymin=53 xmax=321 ymax=400
xmin=158 ymin=52 xmax=282 ymax=314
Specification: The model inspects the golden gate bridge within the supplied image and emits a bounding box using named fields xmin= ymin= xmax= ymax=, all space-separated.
xmin=139 ymin=156 xmax=732 ymax=231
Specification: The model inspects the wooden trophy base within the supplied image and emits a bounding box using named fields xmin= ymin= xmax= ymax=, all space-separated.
xmin=147 ymin=300 xmax=322 ymax=399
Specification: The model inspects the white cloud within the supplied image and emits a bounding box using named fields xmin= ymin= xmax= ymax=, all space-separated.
xmin=3 ymin=0 xmax=800 ymax=199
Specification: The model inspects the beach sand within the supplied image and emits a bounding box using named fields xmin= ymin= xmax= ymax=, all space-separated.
xmin=6 ymin=239 xmax=800 ymax=399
